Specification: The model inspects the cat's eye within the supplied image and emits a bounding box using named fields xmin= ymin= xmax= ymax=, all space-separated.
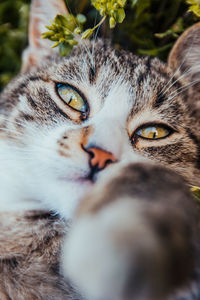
xmin=135 ymin=124 xmax=171 ymax=140
xmin=56 ymin=83 xmax=87 ymax=113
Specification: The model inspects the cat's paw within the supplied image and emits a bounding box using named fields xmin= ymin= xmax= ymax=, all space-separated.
xmin=62 ymin=163 xmax=197 ymax=300
xmin=63 ymin=200 xmax=167 ymax=300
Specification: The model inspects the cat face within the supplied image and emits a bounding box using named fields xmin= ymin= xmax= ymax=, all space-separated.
xmin=0 ymin=0 xmax=200 ymax=217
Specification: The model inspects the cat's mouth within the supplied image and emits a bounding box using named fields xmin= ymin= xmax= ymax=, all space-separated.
xmin=59 ymin=164 xmax=103 ymax=186
xmin=86 ymin=165 xmax=99 ymax=182
xmin=59 ymin=165 xmax=101 ymax=184
xmin=59 ymin=176 xmax=93 ymax=185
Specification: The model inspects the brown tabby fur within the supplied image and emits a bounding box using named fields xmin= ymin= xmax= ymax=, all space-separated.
xmin=0 ymin=211 xmax=80 ymax=300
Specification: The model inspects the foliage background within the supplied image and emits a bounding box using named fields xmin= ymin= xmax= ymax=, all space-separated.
xmin=0 ymin=0 xmax=199 ymax=92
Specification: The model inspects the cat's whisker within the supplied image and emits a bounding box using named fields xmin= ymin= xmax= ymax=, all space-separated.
xmin=161 ymin=68 xmax=194 ymax=97
xmin=83 ymin=42 xmax=95 ymax=70
xmin=0 ymin=117 xmax=38 ymax=133
xmin=160 ymin=62 xmax=186 ymax=96
xmin=91 ymin=12 xmax=102 ymax=71
xmin=0 ymin=116 xmax=54 ymax=137
xmin=0 ymin=127 xmax=42 ymax=141
xmin=0 ymin=116 xmax=28 ymax=127
xmin=0 ymin=136 xmax=58 ymax=155
xmin=160 ymin=35 xmax=198 ymax=95
xmin=0 ymin=157 xmax=33 ymax=162
xmin=168 ymin=77 xmax=200 ymax=97
xmin=167 ymin=79 xmax=200 ymax=102
xmin=0 ymin=127 xmax=25 ymax=137
xmin=16 ymin=145 xmax=57 ymax=155
xmin=1 ymin=146 xmax=51 ymax=155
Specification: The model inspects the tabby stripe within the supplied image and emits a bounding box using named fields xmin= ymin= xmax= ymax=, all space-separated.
xmin=154 ymin=91 xmax=167 ymax=108
xmin=89 ymin=67 xmax=96 ymax=84
xmin=186 ymin=128 xmax=200 ymax=169
xmin=136 ymin=57 xmax=152 ymax=85
xmin=144 ymin=142 xmax=188 ymax=164
xmin=19 ymin=113 xmax=34 ymax=121
xmin=14 ymin=77 xmax=42 ymax=96
xmin=25 ymin=211 xmax=60 ymax=221
xmin=27 ymin=96 xmax=37 ymax=108
xmin=145 ymin=57 xmax=151 ymax=72
xmin=137 ymin=73 xmax=146 ymax=85
xmin=1 ymin=257 xmax=18 ymax=268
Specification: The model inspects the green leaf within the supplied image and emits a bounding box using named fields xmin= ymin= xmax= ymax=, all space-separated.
xmin=41 ymin=31 xmax=54 ymax=39
xmin=188 ymin=5 xmax=200 ymax=17
xmin=186 ymin=0 xmax=200 ymax=17
xmin=76 ymin=14 xmax=87 ymax=24
xmin=81 ymin=28 xmax=94 ymax=39
xmin=117 ymin=0 xmax=127 ymax=6
xmin=74 ymin=27 xmax=81 ymax=34
xmin=68 ymin=39 xmax=78 ymax=45
xmin=51 ymin=41 xmax=60 ymax=48
xmin=155 ymin=30 xmax=179 ymax=39
xmin=45 ymin=25 xmax=54 ymax=31
xmin=155 ymin=17 xmax=184 ymax=39
xmin=139 ymin=43 xmax=173 ymax=56
xmin=135 ymin=0 xmax=151 ymax=18
xmin=55 ymin=15 xmax=68 ymax=27
xmin=131 ymin=0 xmax=139 ymax=7
xmin=42 ymin=11 xmax=84 ymax=56
xmin=59 ymin=42 xmax=73 ymax=56
xmin=191 ymin=186 xmax=200 ymax=202
xmin=116 ymin=8 xmax=125 ymax=23
xmin=109 ymin=16 xmax=116 ymax=28
xmin=91 ymin=0 xmax=126 ymax=24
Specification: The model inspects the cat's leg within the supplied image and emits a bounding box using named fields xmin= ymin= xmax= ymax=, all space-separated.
xmin=62 ymin=163 xmax=199 ymax=300
xmin=0 ymin=211 xmax=78 ymax=300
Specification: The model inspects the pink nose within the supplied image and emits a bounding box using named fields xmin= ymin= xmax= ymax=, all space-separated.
xmin=87 ymin=147 xmax=117 ymax=169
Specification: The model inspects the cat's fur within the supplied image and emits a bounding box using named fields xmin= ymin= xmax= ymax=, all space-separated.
xmin=0 ymin=211 xmax=72 ymax=300
xmin=0 ymin=0 xmax=200 ymax=299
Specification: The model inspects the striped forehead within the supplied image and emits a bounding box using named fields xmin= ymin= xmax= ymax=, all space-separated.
xmin=23 ymin=43 xmax=180 ymax=123
xmin=48 ymin=48 xmax=168 ymax=98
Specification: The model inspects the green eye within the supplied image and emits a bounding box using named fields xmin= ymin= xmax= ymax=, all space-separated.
xmin=56 ymin=83 xmax=87 ymax=113
xmin=136 ymin=125 xmax=171 ymax=140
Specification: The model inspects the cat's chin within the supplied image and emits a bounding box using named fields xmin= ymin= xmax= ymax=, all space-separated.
xmin=35 ymin=175 xmax=94 ymax=219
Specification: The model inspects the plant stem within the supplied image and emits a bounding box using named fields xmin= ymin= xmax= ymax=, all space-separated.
xmin=92 ymin=15 xmax=106 ymax=31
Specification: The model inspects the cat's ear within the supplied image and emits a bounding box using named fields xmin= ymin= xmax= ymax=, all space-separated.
xmin=21 ymin=0 xmax=68 ymax=73
xmin=168 ymin=22 xmax=200 ymax=81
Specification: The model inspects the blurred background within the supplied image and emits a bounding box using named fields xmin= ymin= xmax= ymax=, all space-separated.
xmin=0 ymin=0 xmax=198 ymax=91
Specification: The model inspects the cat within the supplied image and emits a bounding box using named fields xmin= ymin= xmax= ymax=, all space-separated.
xmin=0 ymin=0 xmax=200 ymax=299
